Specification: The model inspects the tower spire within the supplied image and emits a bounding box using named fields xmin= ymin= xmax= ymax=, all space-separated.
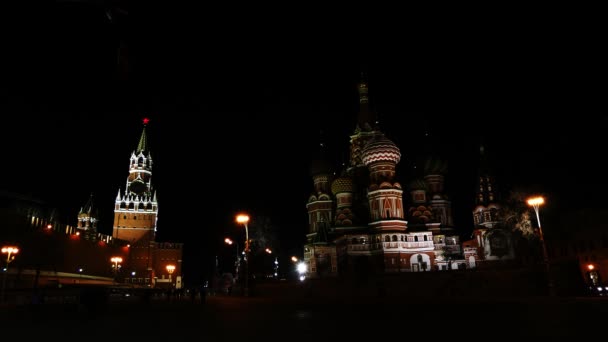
xmin=137 ymin=117 xmax=150 ymax=153
xmin=356 ymin=72 xmax=377 ymax=132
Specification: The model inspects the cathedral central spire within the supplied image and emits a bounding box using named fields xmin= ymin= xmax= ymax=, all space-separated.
xmin=356 ymin=72 xmax=376 ymax=132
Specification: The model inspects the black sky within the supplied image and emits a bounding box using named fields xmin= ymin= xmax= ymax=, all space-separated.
xmin=1 ymin=2 xmax=606 ymax=281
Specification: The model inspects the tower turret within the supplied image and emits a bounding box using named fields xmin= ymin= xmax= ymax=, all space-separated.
xmin=77 ymin=193 xmax=98 ymax=241
xmin=306 ymin=137 xmax=334 ymax=237
xmin=473 ymin=144 xmax=501 ymax=228
xmin=362 ymin=132 xmax=406 ymax=228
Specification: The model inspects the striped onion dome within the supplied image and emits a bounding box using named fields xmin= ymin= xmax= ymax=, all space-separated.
xmin=331 ymin=175 xmax=354 ymax=195
xmin=361 ymin=133 xmax=401 ymax=165
xmin=409 ymin=178 xmax=428 ymax=191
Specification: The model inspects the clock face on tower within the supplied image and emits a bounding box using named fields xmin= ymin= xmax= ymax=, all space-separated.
xmin=129 ymin=180 xmax=146 ymax=195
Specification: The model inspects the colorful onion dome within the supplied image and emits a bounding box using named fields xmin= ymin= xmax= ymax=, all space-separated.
xmin=409 ymin=178 xmax=428 ymax=191
xmin=331 ymin=174 xmax=354 ymax=194
xmin=361 ymin=133 xmax=401 ymax=165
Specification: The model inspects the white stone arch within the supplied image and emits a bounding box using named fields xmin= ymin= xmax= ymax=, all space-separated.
xmin=410 ymin=253 xmax=431 ymax=272
xmin=468 ymin=256 xmax=476 ymax=268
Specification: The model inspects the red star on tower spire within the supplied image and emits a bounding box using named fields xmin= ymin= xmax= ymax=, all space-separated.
xmin=143 ymin=117 xmax=150 ymax=125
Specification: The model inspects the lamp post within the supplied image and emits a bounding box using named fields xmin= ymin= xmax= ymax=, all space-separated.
xmin=225 ymin=238 xmax=241 ymax=281
xmin=166 ymin=264 xmax=176 ymax=288
xmin=236 ymin=214 xmax=250 ymax=296
xmin=274 ymin=257 xmax=279 ymax=279
xmin=1 ymin=246 xmax=19 ymax=303
xmin=111 ymin=256 xmax=122 ymax=283
xmin=527 ymin=196 xmax=554 ymax=295
xmin=296 ymin=262 xmax=307 ymax=281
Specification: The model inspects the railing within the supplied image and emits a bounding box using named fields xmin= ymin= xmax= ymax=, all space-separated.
xmin=384 ymin=242 xmax=434 ymax=249
xmin=348 ymin=241 xmax=435 ymax=251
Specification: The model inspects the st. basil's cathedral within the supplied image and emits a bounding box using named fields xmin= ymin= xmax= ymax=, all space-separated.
xmin=303 ymin=76 xmax=515 ymax=278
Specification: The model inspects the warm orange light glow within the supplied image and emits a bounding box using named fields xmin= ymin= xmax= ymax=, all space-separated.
xmin=1 ymin=247 xmax=19 ymax=255
xmin=588 ymin=264 xmax=595 ymax=271
xmin=75 ymin=232 xmax=80 ymax=236
xmin=46 ymin=224 xmax=53 ymax=229
xmin=236 ymin=214 xmax=250 ymax=224
xmin=527 ymin=196 xmax=545 ymax=206
xmin=265 ymin=248 xmax=272 ymax=254
xmin=225 ymin=238 xmax=233 ymax=245
xmin=111 ymin=257 xmax=123 ymax=263
xmin=166 ymin=264 xmax=176 ymax=274
xmin=291 ymin=256 xmax=298 ymax=262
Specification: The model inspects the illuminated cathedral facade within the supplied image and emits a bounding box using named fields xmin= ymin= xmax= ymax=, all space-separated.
xmin=304 ymin=77 xmax=466 ymax=278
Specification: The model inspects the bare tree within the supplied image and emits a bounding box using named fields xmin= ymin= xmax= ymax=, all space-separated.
xmin=497 ymin=190 xmax=535 ymax=239
xmin=248 ymin=215 xmax=280 ymax=255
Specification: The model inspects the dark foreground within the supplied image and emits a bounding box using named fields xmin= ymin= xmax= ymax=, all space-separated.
xmin=1 ymin=284 xmax=607 ymax=339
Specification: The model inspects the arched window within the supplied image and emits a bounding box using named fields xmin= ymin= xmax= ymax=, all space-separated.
xmin=414 ymin=236 xmax=419 ymax=242
xmin=423 ymin=235 xmax=428 ymax=241
xmin=401 ymin=236 xmax=405 ymax=242
xmin=138 ymin=157 xmax=144 ymax=167
xmin=384 ymin=236 xmax=390 ymax=242
xmin=392 ymin=235 xmax=398 ymax=242
xmin=120 ymin=202 xmax=126 ymax=209
xmin=128 ymin=202 xmax=135 ymax=210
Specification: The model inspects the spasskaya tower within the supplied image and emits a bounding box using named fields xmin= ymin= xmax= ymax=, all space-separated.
xmin=112 ymin=118 xmax=159 ymax=244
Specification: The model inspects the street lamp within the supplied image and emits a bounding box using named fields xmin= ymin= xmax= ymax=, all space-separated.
xmin=274 ymin=257 xmax=279 ymax=279
xmin=1 ymin=246 xmax=19 ymax=303
xmin=111 ymin=256 xmax=122 ymax=283
xmin=297 ymin=262 xmax=307 ymax=281
xmin=225 ymin=238 xmax=240 ymax=281
xmin=166 ymin=264 xmax=176 ymax=288
xmin=527 ymin=196 xmax=554 ymax=295
xmin=236 ymin=214 xmax=250 ymax=296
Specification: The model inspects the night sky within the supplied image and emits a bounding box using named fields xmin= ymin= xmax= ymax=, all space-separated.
xmin=2 ymin=2 xmax=606 ymax=281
